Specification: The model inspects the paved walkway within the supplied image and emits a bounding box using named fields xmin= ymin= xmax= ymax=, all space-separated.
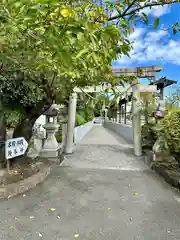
xmin=0 ymin=126 xmax=180 ymax=239
xmin=62 ymin=126 xmax=148 ymax=171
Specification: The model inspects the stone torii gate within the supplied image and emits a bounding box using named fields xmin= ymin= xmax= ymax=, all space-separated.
xmin=64 ymin=66 xmax=162 ymax=156
xmin=113 ymin=66 xmax=162 ymax=156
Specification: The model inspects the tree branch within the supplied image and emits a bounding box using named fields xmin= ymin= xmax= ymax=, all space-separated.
xmin=50 ymin=71 xmax=57 ymax=87
xmin=102 ymin=81 xmax=137 ymax=110
xmin=138 ymin=19 xmax=175 ymax=31
xmin=121 ymin=0 xmax=139 ymax=17
xmin=108 ymin=0 xmax=178 ymax=21
xmin=78 ymin=87 xmax=96 ymax=100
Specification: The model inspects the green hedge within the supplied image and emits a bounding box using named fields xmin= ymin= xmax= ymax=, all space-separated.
xmin=84 ymin=106 xmax=94 ymax=122
xmin=56 ymin=110 xmax=93 ymax=142
xmin=157 ymin=109 xmax=180 ymax=161
xmin=75 ymin=113 xmax=86 ymax=126
xmin=75 ymin=107 xmax=94 ymax=127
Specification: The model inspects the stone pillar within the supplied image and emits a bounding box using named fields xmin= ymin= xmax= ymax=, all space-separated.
xmin=62 ymin=122 xmax=67 ymax=145
xmin=104 ymin=109 xmax=108 ymax=120
xmin=132 ymin=80 xmax=142 ymax=157
xmin=116 ymin=109 xmax=120 ymax=123
xmin=119 ymin=104 xmax=122 ymax=123
xmin=64 ymin=93 xmax=77 ymax=154
xmin=124 ymin=102 xmax=127 ymax=124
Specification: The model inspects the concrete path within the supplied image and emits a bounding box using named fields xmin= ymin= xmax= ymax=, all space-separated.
xmin=0 ymin=126 xmax=180 ymax=239
xmin=62 ymin=126 xmax=148 ymax=171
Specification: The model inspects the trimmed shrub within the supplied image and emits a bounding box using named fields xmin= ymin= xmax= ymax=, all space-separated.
xmin=157 ymin=109 xmax=180 ymax=161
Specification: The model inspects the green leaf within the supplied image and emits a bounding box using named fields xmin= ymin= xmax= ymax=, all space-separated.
xmin=121 ymin=20 xmax=129 ymax=28
xmin=142 ymin=13 xmax=148 ymax=24
xmin=75 ymin=48 xmax=89 ymax=59
xmin=114 ymin=5 xmax=122 ymax=15
xmin=104 ymin=25 xmax=120 ymax=37
xmin=92 ymin=52 xmax=99 ymax=65
xmin=154 ymin=18 xmax=159 ymax=29
xmin=173 ymin=28 xmax=177 ymax=35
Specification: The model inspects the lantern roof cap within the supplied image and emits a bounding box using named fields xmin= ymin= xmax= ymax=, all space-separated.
xmin=43 ymin=103 xmax=59 ymax=116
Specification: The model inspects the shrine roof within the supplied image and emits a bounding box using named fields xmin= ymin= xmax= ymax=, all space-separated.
xmin=149 ymin=77 xmax=177 ymax=88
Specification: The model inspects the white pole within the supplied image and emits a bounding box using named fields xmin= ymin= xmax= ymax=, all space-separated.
xmin=116 ymin=97 xmax=120 ymax=123
xmin=104 ymin=109 xmax=108 ymax=120
xmin=132 ymin=80 xmax=142 ymax=157
xmin=62 ymin=123 xmax=67 ymax=145
xmin=64 ymin=93 xmax=77 ymax=154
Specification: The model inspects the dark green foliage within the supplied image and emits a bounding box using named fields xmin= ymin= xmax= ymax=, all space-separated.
xmin=5 ymin=110 xmax=23 ymax=129
xmin=157 ymin=109 xmax=180 ymax=162
xmin=94 ymin=101 xmax=103 ymax=117
xmin=75 ymin=105 xmax=94 ymax=127
xmin=0 ymin=71 xmax=45 ymax=110
xmin=141 ymin=123 xmax=157 ymax=150
xmin=84 ymin=106 xmax=94 ymax=122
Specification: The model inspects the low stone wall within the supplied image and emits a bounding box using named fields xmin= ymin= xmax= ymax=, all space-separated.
xmin=104 ymin=120 xmax=133 ymax=144
xmin=74 ymin=121 xmax=94 ymax=144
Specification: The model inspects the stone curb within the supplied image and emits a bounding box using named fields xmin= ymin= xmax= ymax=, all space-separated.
xmin=143 ymin=150 xmax=180 ymax=190
xmin=0 ymin=164 xmax=51 ymax=200
xmin=152 ymin=165 xmax=180 ymax=190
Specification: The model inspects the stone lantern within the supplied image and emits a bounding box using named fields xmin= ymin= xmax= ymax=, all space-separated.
xmin=40 ymin=103 xmax=60 ymax=160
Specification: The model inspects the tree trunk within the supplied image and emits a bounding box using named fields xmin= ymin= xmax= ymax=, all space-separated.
xmin=12 ymin=99 xmax=52 ymax=165
xmin=13 ymin=117 xmax=37 ymax=143
xmin=0 ymin=95 xmax=6 ymax=168
xmin=0 ymin=113 xmax=6 ymax=167
xmin=13 ymin=99 xmax=51 ymax=142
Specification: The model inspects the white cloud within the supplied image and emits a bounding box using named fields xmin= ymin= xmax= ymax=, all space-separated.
xmin=128 ymin=28 xmax=146 ymax=41
xmin=140 ymin=4 xmax=170 ymax=17
xmin=151 ymin=5 xmax=170 ymax=17
xmin=116 ymin=27 xmax=180 ymax=66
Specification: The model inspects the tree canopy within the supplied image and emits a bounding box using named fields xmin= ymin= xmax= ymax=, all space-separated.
xmin=0 ymin=0 xmax=179 ymax=137
xmin=1 ymin=0 xmax=179 ymax=91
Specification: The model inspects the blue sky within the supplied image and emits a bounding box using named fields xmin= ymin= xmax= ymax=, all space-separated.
xmin=112 ymin=3 xmax=180 ymax=96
